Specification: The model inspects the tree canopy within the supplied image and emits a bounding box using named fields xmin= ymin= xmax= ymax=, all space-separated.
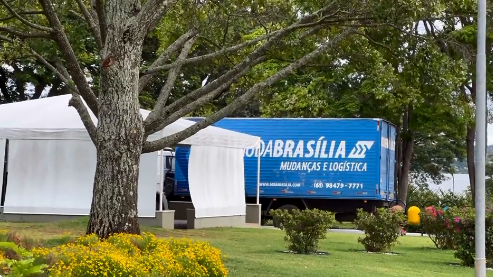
xmin=0 ymin=0 xmax=490 ymax=236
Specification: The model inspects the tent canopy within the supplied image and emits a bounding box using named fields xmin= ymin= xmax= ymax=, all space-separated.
xmin=0 ymin=95 xmax=259 ymax=149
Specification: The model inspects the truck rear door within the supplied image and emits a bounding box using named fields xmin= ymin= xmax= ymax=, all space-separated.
xmin=379 ymin=120 xmax=396 ymax=201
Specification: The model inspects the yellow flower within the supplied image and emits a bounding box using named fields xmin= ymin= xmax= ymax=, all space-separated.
xmin=33 ymin=232 xmax=228 ymax=277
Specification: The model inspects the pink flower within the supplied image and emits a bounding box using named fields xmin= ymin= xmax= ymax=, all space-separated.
xmin=401 ymin=228 xmax=406 ymax=236
xmin=425 ymin=206 xmax=437 ymax=217
xmin=438 ymin=210 xmax=443 ymax=216
xmin=454 ymin=217 xmax=460 ymax=223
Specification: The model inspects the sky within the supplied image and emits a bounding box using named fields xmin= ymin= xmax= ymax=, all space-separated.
xmin=4 ymin=20 xmax=492 ymax=146
xmin=428 ymin=173 xmax=470 ymax=193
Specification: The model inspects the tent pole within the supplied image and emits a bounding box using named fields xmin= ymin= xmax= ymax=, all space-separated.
xmin=256 ymin=142 xmax=260 ymax=205
xmin=159 ymin=150 xmax=164 ymax=212
xmin=1 ymin=139 xmax=8 ymax=207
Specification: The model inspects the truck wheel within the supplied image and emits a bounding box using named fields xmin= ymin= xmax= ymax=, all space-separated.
xmin=273 ymin=204 xmax=299 ymax=228
xmin=155 ymin=193 xmax=169 ymax=210
xmin=164 ymin=177 xmax=174 ymax=196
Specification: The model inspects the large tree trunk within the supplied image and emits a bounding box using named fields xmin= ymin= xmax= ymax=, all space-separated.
xmin=86 ymin=62 xmax=144 ymax=237
xmin=86 ymin=2 xmax=145 ymax=238
xmin=398 ymin=137 xmax=414 ymax=204
xmin=461 ymin=82 xmax=476 ymax=206
xmin=466 ymin=124 xmax=476 ymax=205
xmin=397 ymin=106 xmax=414 ymax=204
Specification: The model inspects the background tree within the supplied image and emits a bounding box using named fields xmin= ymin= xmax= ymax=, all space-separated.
xmin=419 ymin=0 xmax=493 ymax=203
xmin=1 ymin=0 xmax=420 ymax=238
xmin=255 ymin=20 xmax=469 ymax=203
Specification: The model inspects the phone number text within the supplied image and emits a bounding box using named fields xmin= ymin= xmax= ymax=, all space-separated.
xmin=313 ymin=182 xmax=364 ymax=189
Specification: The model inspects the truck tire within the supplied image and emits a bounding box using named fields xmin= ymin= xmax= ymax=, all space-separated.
xmin=164 ymin=177 xmax=174 ymax=196
xmin=273 ymin=204 xmax=299 ymax=228
xmin=155 ymin=193 xmax=169 ymax=210
xmin=162 ymin=193 xmax=169 ymax=210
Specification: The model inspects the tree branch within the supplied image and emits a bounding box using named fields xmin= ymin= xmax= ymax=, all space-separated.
xmin=144 ymin=36 xmax=197 ymax=130
xmin=53 ymin=57 xmax=71 ymax=80
xmin=140 ymin=31 xmax=283 ymax=75
xmin=0 ymin=10 xmax=44 ymax=22
xmin=75 ymin=0 xmax=103 ymax=52
xmin=33 ymin=51 xmax=97 ymax=146
xmin=68 ymin=95 xmax=98 ymax=146
xmin=91 ymin=0 xmax=107 ymax=47
xmin=0 ymin=0 xmax=52 ymax=32
xmin=39 ymin=0 xmax=99 ymax=117
xmin=0 ymin=35 xmax=73 ymax=91
xmin=142 ymin=29 xmax=354 ymax=153
xmin=31 ymin=52 xmax=77 ymax=94
xmin=153 ymin=16 xmax=320 ymax=123
xmin=354 ymin=30 xmax=396 ymax=55
xmin=145 ymin=8 xmax=334 ymax=129
xmin=144 ymin=55 xmax=267 ymax=137
xmin=0 ymin=27 xmax=52 ymax=39
xmin=137 ymin=0 xmax=176 ymax=39
xmin=138 ymin=29 xmax=198 ymax=93
xmin=68 ymin=10 xmax=85 ymax=20
xmin=140 ymin=6 xmax=334 ymax=76
xmin=1 ymin=33 xmax=99 ymax=145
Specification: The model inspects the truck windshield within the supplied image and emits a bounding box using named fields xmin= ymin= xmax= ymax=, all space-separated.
xmin=165 ymin=156 xmax=174 ymax=172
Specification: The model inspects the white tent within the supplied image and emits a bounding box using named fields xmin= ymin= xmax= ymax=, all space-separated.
xmin=0 ymin=95 xmax=259 ymax=147
xmin=0 ymin=95 xmax=260 ymax=219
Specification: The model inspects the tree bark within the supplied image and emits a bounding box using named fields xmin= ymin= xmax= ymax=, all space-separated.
xmin=86 ymin=1 xmax=145 ymax=238
xmin=461 ymin=82 xmax=476 ymax=206
xmin=15 ymin=1 xmax=355 ymax=237
xmin=86 ymin=59 xmax=144 ymax=237
xmin=397 ymin=107 xmax=414 ymax=204
xmin=398 ymin=137 xmax=414 ymax=203
xmin=466 ymin=124 xmax=476 ymax=205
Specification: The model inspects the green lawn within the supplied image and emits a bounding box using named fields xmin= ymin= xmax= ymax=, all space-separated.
xmin=0 ymin=219 xmax=490 ymax=277
xmin=264 ymin=219 xmax=357 ymax=229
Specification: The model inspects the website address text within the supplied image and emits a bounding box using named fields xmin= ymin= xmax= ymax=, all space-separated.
xmin=259 ymin=182 xmax=302 ymax=187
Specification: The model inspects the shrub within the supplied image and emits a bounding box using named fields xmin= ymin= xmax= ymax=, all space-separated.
xmin=405 ymin=183 xmax=472 ymax=232
xmin=406 ymin=184 xmax=471 ymax=208
xmin=270 ymin=208 xmax=335 ymax=254
xmin=451 ymin=207 xmax=493 ymax=267
xmin=403 ymin=222 xmax=422 ymax=234
xmin=32 ymin=232 xmax=228 ymax=277
xmin=0 ymin=241 xmax=48 ymax=277
xmin=420 ymin=206 xmax=456 ymax=249
xmin=355 ymin=208 xmax=405 ymax=253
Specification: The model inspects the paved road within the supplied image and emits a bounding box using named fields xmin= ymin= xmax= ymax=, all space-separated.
xmin=262 ymin=226 xmax=426 ymax=237
xmin=329 ymin=228 xmax=426 ymax=237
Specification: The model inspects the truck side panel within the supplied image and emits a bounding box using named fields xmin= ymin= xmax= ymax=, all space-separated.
xmin=378 ymin=121 xmax=397 ymax=201
xmin=388 ymin=122 xmax=397 ymax=200
xmin=174 ymin=146 xmax=191 ymax=195
xmin=379 ymin=121 xmax=388 ymax=200
xmin=181 ymin=118 xmax=385 ymax=200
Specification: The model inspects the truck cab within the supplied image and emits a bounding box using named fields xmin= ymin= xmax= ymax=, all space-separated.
xmin=156 ymin=148 xmax=176 ymax=210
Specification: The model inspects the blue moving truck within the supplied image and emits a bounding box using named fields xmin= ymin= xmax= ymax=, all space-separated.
xmin=172 ymin=118 xmax=396 ymax=222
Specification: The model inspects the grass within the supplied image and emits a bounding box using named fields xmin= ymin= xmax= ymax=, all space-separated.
xmin=0 ymin=218 xmax=490 ymax=277
xmin=332 ymin=221 xmax=357 ymax=229
xmin=264 ymin=219 xmax=357 ymax=229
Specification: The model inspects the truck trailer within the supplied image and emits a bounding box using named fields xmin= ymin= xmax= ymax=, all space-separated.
xmin=169 ymin=118 xmax=397 ymax=223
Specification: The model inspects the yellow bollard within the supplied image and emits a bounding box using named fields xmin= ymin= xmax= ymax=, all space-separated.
xmin=407 ymin=206 xmax=421 ymax=225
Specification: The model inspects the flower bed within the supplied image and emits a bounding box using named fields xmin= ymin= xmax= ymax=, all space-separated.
xmin=0 ymin=231 xmax=228 ymax=277
xmin=419 ymin=205 xmax=493 ymax=267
